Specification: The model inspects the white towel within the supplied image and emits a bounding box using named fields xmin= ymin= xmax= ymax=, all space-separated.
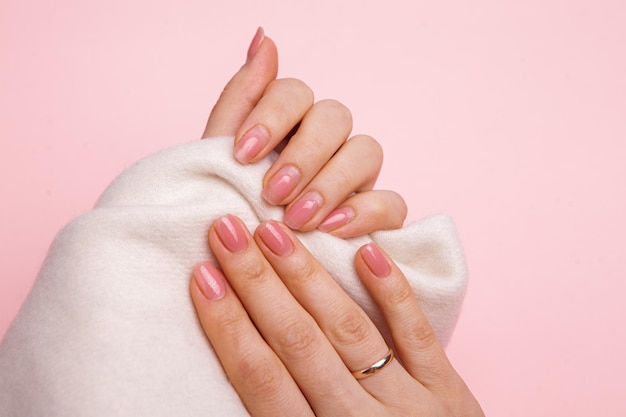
xmin=0 ymin=137 xmax=467 ymax=416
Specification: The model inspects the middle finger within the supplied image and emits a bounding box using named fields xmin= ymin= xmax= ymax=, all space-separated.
xmin=261 ymin=99 xmax=353 ymax=206
xmin=253 ymin=220 xmax=418 ymax=402
xmin=208 ymin=215 xmax=372 ymax=416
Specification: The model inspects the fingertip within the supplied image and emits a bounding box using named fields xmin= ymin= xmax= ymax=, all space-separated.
xmin=202 ymin=31 xmax=278 ymax=139
xmin=246 ymin=33 xmax=278 ymax=80
xmin=262 ymin=164 xmax=302 ymax=205
xmin=318 ymin=206 xmax=355 ymax=233
xmin=234 ymin=124 xmax=270 ymax=164
xmin=192 ymin=262 xmax=227 ymax=301
xmin=246 ymin=27 xmax=265 ymax=63
xmin=283 ymin=191 xmax=324 ymax=231
xmin=360 ymin=243 xmax=392 ymax=278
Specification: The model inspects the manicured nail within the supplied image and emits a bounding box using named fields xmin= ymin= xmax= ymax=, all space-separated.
xmin=215 ymin=215 xmax=248 ymax=253
xmin=283 ymin=191 xmax=323 ymax=229
xmin=234 ymin=125 xmax=269 ymax=163
xmin=318 ymin=206 xmax=355 ymax=232
xmin=193 ymin=262 xmax=226 ymax=300
xmin=246 ymin=27 xmax=265 ymax=63
xmin=262 ymin=165 xmax=301 ymax=205
xmin=362 ymin=243 xmax=391 ymax=278
xmin=258 ymin=221 xmax=294 ymax=257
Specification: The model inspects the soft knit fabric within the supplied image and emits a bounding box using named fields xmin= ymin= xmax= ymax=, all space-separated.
xmin=0 ymin=137 xmax=467 ymax=416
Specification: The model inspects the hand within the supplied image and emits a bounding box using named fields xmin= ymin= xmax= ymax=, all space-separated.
xmin=201 ymin=28 xmax=406 ymax=238
xmin=190 ymin=214 xmax=485 ymax=417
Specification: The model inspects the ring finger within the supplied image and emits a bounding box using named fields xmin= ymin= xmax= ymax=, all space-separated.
xmin=253 ymin=220 xmax=419 ymax=403
xmin=206 ymin=215 xmax=374 ymax=416
xmin=282 ymin=134 xmax=383 ymax=231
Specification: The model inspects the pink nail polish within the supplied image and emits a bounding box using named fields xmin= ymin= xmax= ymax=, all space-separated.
xmin=318 ymin=206 xmax=355 ymax=232
xmin=215 ymin=215 xmax=248 ymax=253
xmin=362 ymin=243 xmax=391 ymax=278
xmin=234 ymin=125 xmax=269 ymax=164
xmin=283 ymin=191 xmax=323 ymax=230
xmin=262 ymin=165 xmax=301 ymax=205
xmin=193 ymin=262 xmax=226 ymax=300
xmin=258 ymin=221 xmax=294 ymax=257
xmin=246 ymin=27 xmax=265 ymax=63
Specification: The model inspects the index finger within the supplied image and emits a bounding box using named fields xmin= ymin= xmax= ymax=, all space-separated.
xmin=201 ymin=28 xmax=278 ymax=139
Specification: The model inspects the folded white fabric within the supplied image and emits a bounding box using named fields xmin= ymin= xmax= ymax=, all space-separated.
xmin=0 ymin=137 xmax=467 ymax=416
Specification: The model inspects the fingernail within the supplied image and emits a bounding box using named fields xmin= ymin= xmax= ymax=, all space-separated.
xmin=262 ymin=165 xmax=301 ymax=205
xmin=215 ymin=215 xmax=248 ymax=253
xmin=318 ymin=206 xmax=355 ymax=232
xmin=283 ymin=191 xmax=323 ymax=229
xmin=362 ymin=243 xmax=391 ymax=278
xmin=193 ymin=262 xmax=226 ymax=301
xmin=234 ymin=125 xmax=269 ymax=163
xmin=246 ymin=27 xmax=265 ymax=63
xmin=258 ymin=221 xmax=294 ymax=257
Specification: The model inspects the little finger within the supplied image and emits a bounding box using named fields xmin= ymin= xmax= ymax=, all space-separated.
xmin=355 ymin=243 xmax=467 ymax=397
xmin=318 ymin=190 xmax=407 ymax=238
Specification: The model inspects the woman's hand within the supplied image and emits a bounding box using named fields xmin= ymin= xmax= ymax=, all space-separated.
xmin=190 ymin=214 xmax=485 ymax=417
xmin=201 ymin=28 xmax=406 ymax=238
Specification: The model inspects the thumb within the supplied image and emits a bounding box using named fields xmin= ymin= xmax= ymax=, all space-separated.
xmin=202 ymin=27 xmax=279 ymax=138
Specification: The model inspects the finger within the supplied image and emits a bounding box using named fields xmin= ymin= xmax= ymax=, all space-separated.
xmin=355 ymin=243 xmax=463 ymax=396
xmin=232 ymin=78 xmax=314 ymax=164
xmin=202 ymin=27 xmax=279 ymax=139
xmin=282 ymin=135 xmax=383 ymax=231
xmin=261 ymin=99 xmax=353 ymax=205
xmin=254 ymin=220 xmax=419 ymax=403
xmin=190 ymin=262 xmax=313 ymax=417
xmin=318 ymin=190 xmax=407 ymax=238
xmin=208 ymin=215 xmax=370 ymax=416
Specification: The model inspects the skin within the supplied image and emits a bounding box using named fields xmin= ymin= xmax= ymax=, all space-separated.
xmin=202 ymin=28 xmax=407 ymax=238
xmin=193 ymin=29 xmax=485 ymax=416
xmin=190 ymin=217 xmax=485 ymax=417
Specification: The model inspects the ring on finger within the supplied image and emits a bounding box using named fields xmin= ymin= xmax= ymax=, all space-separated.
xmin=350 ymin=348 xmax=394 ymax=380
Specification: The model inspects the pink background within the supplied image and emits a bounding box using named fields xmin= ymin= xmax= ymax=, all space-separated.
xmin=1 ymin=1 xmax=625 ymax=415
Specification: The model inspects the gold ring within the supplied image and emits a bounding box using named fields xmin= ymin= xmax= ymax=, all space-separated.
xmin=350 ymin=348 xmax=394 ymax=380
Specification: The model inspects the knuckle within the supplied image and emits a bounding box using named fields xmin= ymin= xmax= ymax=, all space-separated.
xmin=263 ymin=78 xmax=314 ymax=129
xmin=369 ymin=195 xmax=389 ymax=221
xmin=391 ymin=192 xmax=408 ymax=228
xmin=318 ymin=99 xmax=353 ymax=126
xmin=288 ymin=253 xmax=321 ymax=286
xmin=400 ymin=317 xmax=439 ymax=351
xmin=237 ymin=353 xmax=285 ymax=397
xmin=275 ymin=319 xmax=320 ymax=359
xmin=331 ymin=163 xmax=356 ymax=192
xmin=275 ymin=78 xmax=314 ymax=104
xmin=385 ymin=280 xmax=415 ymax=306
xmin=295 ymin=132 xmax=327 ymax=157
xmin=213 ymin=305 xmax=249 ymax=333
xmin=235 ymin=256 xmax=273 ymax=284
xmin=347 ymin=134 xmax=383 ymax=172
xmin=354 ymin=134 xmax=383 ymax=159
xmin=368 ymin=191 xmax=407 ymax=229
xmin=329 ymin=309 xmax=371 ymax=346
xmin=221 ymin=75 xmax=257 ymax=109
